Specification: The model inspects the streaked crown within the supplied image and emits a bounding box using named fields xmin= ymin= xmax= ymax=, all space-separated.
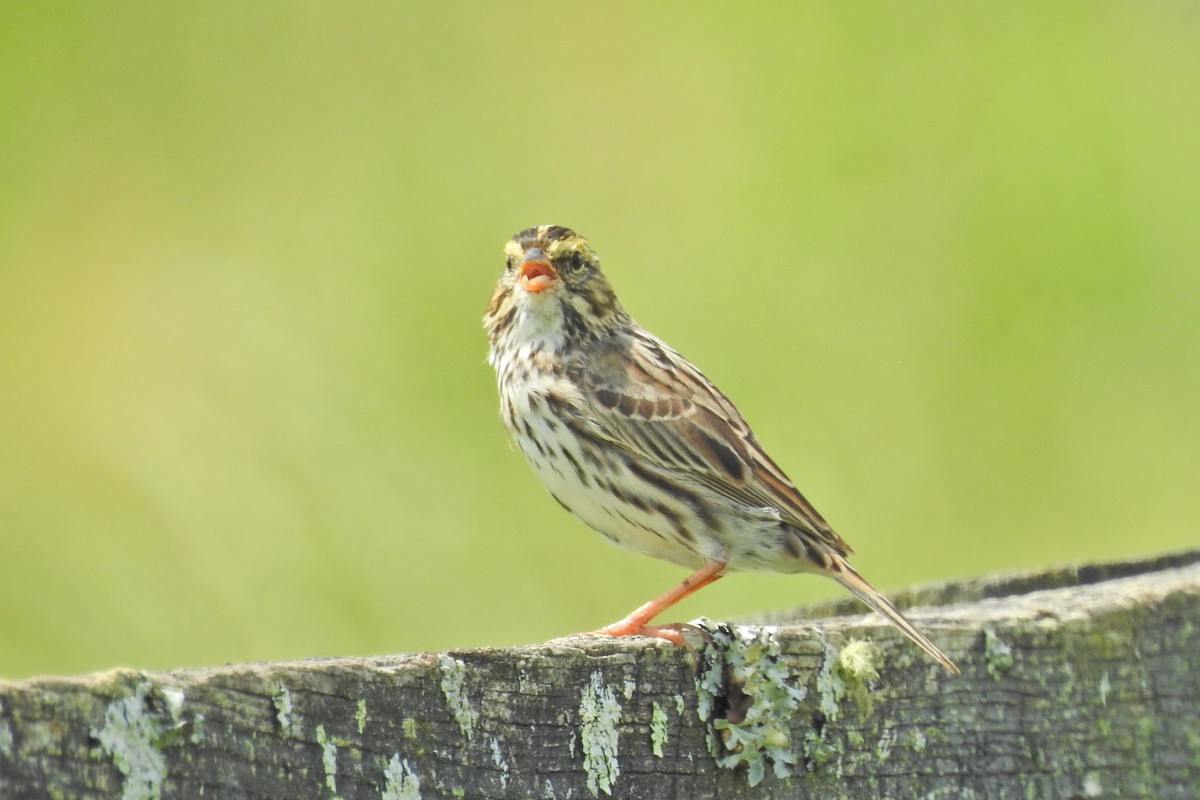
xmin=504 ymin=225 xmax=600 ymax=273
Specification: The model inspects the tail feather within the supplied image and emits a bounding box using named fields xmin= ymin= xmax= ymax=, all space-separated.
xmin=829 ymin=555 xmax=960 ymax=675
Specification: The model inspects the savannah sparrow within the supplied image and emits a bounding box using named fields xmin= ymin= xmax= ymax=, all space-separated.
xmin=484 ymin=225 xmax=958 ymax=673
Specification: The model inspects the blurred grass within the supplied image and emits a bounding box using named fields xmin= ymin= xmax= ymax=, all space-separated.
xmin=1 ymin=3 xmax=1197 ymax=678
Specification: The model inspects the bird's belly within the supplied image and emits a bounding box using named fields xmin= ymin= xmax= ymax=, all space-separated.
xmin=500 ymin=375 xmax=797 ymax=572
xmin=508 ymin=409 xmax=713 ymax=569
xmin=542 ymin=468 xmax=703 ymax=566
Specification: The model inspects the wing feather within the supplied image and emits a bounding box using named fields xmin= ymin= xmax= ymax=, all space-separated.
xmin=571 ymin=329 xmax=851 ymax=555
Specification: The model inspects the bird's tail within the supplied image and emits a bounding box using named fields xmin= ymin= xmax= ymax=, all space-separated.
xmin=828 ymin=554 xmax=960 ymax=674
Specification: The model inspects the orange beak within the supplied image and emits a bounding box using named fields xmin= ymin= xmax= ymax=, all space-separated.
xmin=519 ymin=254 xmax=558 ymax=293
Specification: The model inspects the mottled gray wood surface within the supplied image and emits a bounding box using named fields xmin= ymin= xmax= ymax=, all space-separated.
xmin=2 ymin=550 xmax=1197 ymax=799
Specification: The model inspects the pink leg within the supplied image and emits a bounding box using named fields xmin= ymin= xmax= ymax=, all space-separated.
xmin=590 ymin=560 xmax=727 ymax=645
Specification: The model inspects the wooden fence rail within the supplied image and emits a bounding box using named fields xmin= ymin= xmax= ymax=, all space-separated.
xmin=2 ymin=550 xmax=1197 ymax=799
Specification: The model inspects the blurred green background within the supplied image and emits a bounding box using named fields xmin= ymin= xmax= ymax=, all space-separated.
xmin=1 ymin=4 xmax=1197 ymax=680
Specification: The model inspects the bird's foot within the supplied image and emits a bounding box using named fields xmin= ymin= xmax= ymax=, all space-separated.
xmin=586 ymin=619 xmax=708 ymax=649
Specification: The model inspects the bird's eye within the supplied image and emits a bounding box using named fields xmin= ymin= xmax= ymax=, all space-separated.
xmin=505 ymin=256 xmax=517 ymax=272
xmin=564 ymin=252 xmax=585 ymax=272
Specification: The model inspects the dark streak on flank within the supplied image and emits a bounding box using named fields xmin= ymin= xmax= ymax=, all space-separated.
xmin=653 ymin=501 xmax=693 ymax=543
xmin=522 ymin=421 xmax=548 ymax=457
xmin=560 ymin=446 xmax=588 ymax=484
xmin=623 ymin=458 xmax=689 ymax=503
xmin=605 ymin=479 xmax=650 ymax=513
xmin=558 ymin=414 xmax=612 ymax=470
xmin=623 ymin=457 xmax=719 ymax=534
xmin=615 ymin=509 xmax=669 ymax=541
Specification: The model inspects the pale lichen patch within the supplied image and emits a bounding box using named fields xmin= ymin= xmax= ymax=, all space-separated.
xmin=816 ymin=638 xmax=847 ymax=722
xmin=315 ymin=723 xmax=338 ymax=793
xmin=578 ymin=670 xmax=622 ymax=796
xmin=437 ymin=655 xmax=479 ymax=740
xmin=490 ymin=736 xmax=503 ymax=766
xmin=92 ymin=681 xmax=185 ymax=800
xmin=490 ymin=736 xmax=510 ymax=788
xmin=983 ymin=628 xmax=1014 ymax=680
xmin=356 ymin=699 xmax=368 ymax=734
xmin=382 ymin=753 xmax=421 ymax=800
xmin=0 ymin=700 xmax=13 ymax=758
xmin=516 ymin=662 xmax=533 ymax=694
xmin=650 ymin=702 xmax=668 ymax=757
xmin=697 ymin=621 xmax=805 ymax=787
xmin=159 ymin=688 xmax=184 ymax=722
xmin=875 ymin=728 xmax=897 ymax=762
xmin=273 ymin=684 xmax=296 ymax=737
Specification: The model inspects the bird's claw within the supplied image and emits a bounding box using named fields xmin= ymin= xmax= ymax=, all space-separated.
xmin=585 ymin=620 xmax=711 ymax=650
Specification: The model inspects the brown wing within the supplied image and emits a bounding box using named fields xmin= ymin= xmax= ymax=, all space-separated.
xmin=572 ymin=327 xmax=851 ymax=555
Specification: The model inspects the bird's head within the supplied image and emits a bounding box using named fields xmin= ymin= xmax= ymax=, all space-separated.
xmin=486 ymin=225 xmax=627 ymax=348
